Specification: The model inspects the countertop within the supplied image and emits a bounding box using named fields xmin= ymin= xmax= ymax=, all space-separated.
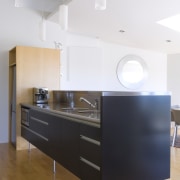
xmin=21 ymin=103 xmax=100 ymax=125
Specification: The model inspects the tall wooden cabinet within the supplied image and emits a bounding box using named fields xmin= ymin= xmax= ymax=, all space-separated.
xmin=9 ymin=46 xmax=60 ymax=150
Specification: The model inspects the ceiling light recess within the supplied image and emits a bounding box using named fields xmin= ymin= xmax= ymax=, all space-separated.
xmin=119 ymin=29 xmax=125 ymax=33
xmin=157 ymin=14 xmax=180 ymax=32
xmin=166 ymin=40 xmax=172 ymax=43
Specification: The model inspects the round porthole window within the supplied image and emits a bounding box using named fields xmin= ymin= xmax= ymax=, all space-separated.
xmin=116 ymin=55 xmax=148 ymax=89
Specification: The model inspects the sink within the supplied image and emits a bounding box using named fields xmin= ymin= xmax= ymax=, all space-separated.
xmin=61 ymin=107 xmax=89 ymax=111
xmin=78 ymin=110 xmax=100 ymax=113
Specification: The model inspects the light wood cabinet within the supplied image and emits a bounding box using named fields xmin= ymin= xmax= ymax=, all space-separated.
xmin=9 ymin=46 xmax=60 ymax=150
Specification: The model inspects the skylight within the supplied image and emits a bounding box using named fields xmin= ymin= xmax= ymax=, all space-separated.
xmin=157 ymin=14 xmax=180 ymax=32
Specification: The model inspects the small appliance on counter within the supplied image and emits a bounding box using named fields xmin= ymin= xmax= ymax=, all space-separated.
xmin=33 ymin=87 xmax=49 ymax=104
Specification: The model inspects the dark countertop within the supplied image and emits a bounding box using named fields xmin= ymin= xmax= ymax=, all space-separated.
xmin=21 ymin=103 xmax=100 ymax=125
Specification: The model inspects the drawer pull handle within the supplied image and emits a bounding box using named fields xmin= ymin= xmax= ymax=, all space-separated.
xmin=22 ymin=125 xmax=49 ymax=141
xmin=80 ymin=157 xmax=100 ymax=171
xmin=80 ymin=135 xmax=100 ymax=146
xmin=31 ymin=117 xmax=49 ymax=125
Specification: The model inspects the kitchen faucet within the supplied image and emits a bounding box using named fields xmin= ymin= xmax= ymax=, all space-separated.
xmin=79 ymin=97 xmax=98 ymax=110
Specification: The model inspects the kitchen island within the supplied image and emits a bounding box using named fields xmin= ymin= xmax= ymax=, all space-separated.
xmin=21 ymin=101 xmax=101 ymax=180
xmin=21 ymin=91 xmax=170 ymax=180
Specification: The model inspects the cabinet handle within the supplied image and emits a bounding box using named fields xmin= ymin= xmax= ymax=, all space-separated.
xmin=31 ymin=117 xmax=49 ymax=125
xmin=80 ymin=135 xmax=100 ymax=146
xmin=80 ymin=157 xmax=100 ymax=171
xmin=22 ymin=125 xmax=48 ymax=141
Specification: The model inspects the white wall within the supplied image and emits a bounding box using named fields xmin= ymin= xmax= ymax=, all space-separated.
xmin=60 ymin=34 xmax=103 ymax=90
xmin=0 ymin=1 xmax=66 ymax=143
xmin=101 ymin=42 xmax=167 ymax=91
xmin=0 ymin=0 xmax=167 ymax=143
xmin=167 ymin=54 xmax=180 ymax=105
xmin=60 ymin=38 xmax=167 ymax=91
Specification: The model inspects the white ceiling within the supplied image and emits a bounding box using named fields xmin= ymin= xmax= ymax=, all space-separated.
xmin=16 ymin=0 xmax=180 ymax=54
xmin=46 ymin=0 xmax=180 ymax=54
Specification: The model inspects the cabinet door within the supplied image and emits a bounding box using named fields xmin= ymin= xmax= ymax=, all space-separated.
xmin=28 ymin=109 xmax=51 ymax=156
xmin=48 ymin=114 xmax=63 ymax=161
xmin=79 ymin=123 xmax=101 ymax=180
xmin=48 ymin=115 xmax=80 ymax=177
xmin=21 ymin=125 xmax=31 ymax=142
xmin=29 ymin=109 xmax=49 ymax=137
xmin=61 ymin=119 xmax=80 ymax=176
xmin=80 ymin=160 xmax=101 ymax=180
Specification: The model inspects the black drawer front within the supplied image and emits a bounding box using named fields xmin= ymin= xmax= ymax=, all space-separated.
xmin=29 ymin=109 xmax=49 ymax=124
xmin=80 ymin=138 xmax=101 ymax=166
xmin=80 ymin=160 xmax=101 ymax=180
xmin=80 ymin=124 xmax=100 ymax=141
xmin=22 ymin=125 xmax=52 ymax=156
xmin=21 ymin=126 xmax=31 ymax=141
xmin=29 ymin=109 xmax=49 ymax=137
xmin=30 ymin=116 xmax=49 ymax=137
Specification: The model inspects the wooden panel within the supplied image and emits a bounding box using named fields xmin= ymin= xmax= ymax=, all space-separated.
xmin=16 ymin=46 xmax=60 ymax=104
xmin=9 ymin=47 xmax=16 ymax=66
xmin=9 ymin=46 xmax=60 ymax=150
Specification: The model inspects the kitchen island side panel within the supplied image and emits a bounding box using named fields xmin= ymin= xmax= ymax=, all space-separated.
xmin=101 ymin=95 xmax=170 ymax=180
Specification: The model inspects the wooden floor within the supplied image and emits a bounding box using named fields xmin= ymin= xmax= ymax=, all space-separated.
xmin=0 ymin=143 xmax=79 ymax=180
xmin=169 ymin=147 xmax=180 ymax=180
xmin=0 ymin=143 xmax=180 ymax=180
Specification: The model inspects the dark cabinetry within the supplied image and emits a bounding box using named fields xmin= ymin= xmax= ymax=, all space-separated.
xmin=21 ymin=109 xmax=81 ymax=177
xmin=101 ymin=95 xmax=170 ymax=180
xmin=55 ymin=118 xmax=80 ymax=176
xmin=21 ymin=92 xmax=170 ymax=180
xmin=21 ymin=108 xmax=101 ymax=179
xmin=79 ymin=123 xmax=101 ymax=180
xmin=22 ymin=109 xmax=51 ymax=156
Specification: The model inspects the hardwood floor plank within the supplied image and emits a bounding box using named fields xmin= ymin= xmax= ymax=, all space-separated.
xmin=0 ymin=143 xmax=180 ymax=179
xmin=0 ymin=143 xmax=79 ymax=180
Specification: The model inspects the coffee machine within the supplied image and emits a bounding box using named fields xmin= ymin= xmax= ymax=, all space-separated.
xmin=33 ymin=87 xmax=49 ymax=104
